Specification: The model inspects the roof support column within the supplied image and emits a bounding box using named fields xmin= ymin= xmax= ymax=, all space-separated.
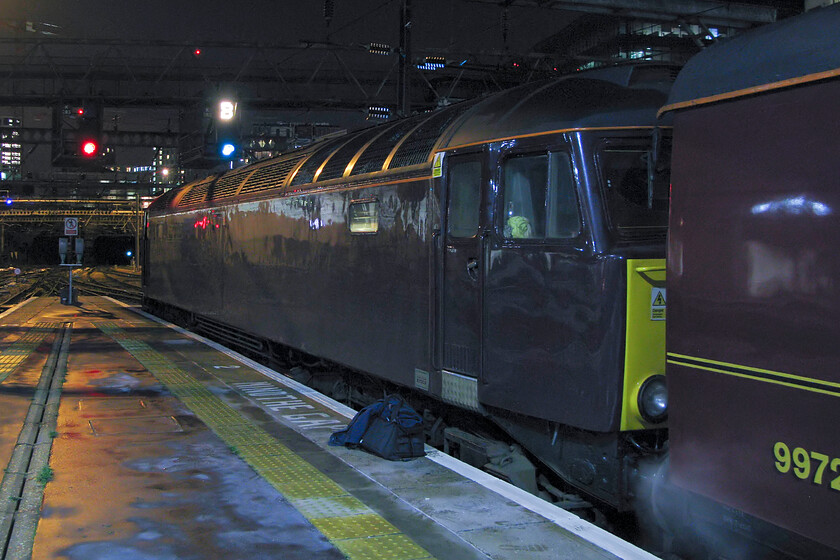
xmin=398 ymin=0 xmax=412 ymax=117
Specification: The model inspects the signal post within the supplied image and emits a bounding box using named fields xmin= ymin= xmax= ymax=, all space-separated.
xmin=59 ymin=217 xmax=84 ymax=305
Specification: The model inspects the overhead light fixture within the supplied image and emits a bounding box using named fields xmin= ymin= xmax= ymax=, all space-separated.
xmin=417 ymin=56 xmax=446 ymax=71
xmin=366 ymin=106 xmax=390 ymax=120
xmin=368 ymin=43 xmax=391 ymax=55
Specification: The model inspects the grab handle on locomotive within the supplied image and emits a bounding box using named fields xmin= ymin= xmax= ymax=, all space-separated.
xmin=466 ymin=258 xmax=479 ymax=280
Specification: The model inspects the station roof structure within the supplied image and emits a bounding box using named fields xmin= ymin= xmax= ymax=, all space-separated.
xmin=0 ymin=0 xmax=809 ymax=249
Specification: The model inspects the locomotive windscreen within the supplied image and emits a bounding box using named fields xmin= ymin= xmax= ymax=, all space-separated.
xmin=597 ymin=136 xmax=671 ymax=241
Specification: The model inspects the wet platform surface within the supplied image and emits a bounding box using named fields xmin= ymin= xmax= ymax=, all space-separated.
xmin=0 ymin=297 xmax=657 ymax=560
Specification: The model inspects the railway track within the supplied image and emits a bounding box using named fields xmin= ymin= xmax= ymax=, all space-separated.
xmin=0 ymin=266 xmax=142 ymax=310
xmin=73 ymin=267 xmax=142 ymax=303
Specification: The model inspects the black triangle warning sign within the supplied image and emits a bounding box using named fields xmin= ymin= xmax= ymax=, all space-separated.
xmin=653 ymin=291 xmax=666 ymax=306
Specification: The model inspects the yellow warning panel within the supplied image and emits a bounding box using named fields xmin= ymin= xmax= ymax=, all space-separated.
xmin=621 ymin=260 xmax=667 ymax=431
xmin=432 ymin=152 xmax=444 ymax=178
xmin=96 ymin=320 xmax=435 ymax=560
xmin=312 ymin=514 xmax=400 ymax=540
xmin=335 ymin=534 xmax=433 ymax=560
xmin=0 ymin=323 xmax=59 ymax=383
xmin=268 ymin=477 xmax=348 ymax=499
xmin=292 ymin=496 xmax=372 ymax=519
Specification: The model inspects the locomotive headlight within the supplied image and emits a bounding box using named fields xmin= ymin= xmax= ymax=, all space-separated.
xmin=638 ymin=375 xmax=668 ymax=423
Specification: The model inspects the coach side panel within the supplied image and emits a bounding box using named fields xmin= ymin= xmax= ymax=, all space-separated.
xmin=667 ymin=79 xmax=840 ymax=551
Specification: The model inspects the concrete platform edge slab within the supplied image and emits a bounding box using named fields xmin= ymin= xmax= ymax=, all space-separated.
xmin=110 ymin=298 xmax=659 ymax=560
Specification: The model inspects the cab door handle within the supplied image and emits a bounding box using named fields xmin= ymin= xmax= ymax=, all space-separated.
xmin=466 ymin=258 xmax=479 ymax=280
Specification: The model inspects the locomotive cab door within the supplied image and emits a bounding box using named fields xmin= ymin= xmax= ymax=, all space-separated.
xmin=436 ymin=153 xmax=486 ymax=410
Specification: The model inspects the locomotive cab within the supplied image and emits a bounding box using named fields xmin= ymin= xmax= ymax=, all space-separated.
xmin=434 ymin=118 xmax=670 ymax=509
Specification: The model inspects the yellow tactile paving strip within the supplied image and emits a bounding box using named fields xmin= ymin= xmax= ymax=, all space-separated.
xmin=0 ymin=322 xmax=59 ymax=383
xmin=95 ymin=321 xmax=434 ymax=560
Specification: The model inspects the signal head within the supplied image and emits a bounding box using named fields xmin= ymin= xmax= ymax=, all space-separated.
xmin=220 ymin=143 xmax=236 ymax=157
xmin=81 ymin=139 xmax=99 ymax=157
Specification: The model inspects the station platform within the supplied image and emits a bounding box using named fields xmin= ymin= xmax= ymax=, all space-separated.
xmin=0 ymin=296 xmax=657 ymax=560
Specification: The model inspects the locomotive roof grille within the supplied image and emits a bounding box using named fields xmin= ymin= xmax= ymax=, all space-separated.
xmin=238 ymin=154 xmax=308 ymax=196
xmin=148 ymin=67 xmax=671 ymax=214
xmin=147 ymin=187 xmax=181 ymax=211
xmin=389 ymin=100 xmax=479 ymax=169
xmin=290 ymin=136 xmax=347 ymax=187
xmin=209 ymin=167 xmax=253 ymax=201
xmin=177 ymin=176 xmax=216 ymax=207
xmin=317 ymin=125 xmax=384 ymax=181
xmin=351 ymin=118 xmax=420 ymax=176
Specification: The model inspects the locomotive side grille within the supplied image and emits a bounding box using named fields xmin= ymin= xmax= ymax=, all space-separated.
xmin=239 ymin=155 xmax=307 ymax=195
xmin=177 ymin=177 xmax=215 ymax=207
xmin=390 ymin=101 xmax=478 ymax=169
xmin=210 ymin=168 xmax=252 ymax=201
xmin=290 ymin=137 xmax=347 ymax=187
xmin=443 ymin=343 xmax=478 ymax=376
xmin=318 ymin=126 xmax=383 ymax=181
xmin=351 ymin=118 xmax=420 ymax=176
xmin=193 ymin=315 xmax=265 ymax=353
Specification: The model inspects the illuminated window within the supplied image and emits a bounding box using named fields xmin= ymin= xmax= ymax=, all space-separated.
xmin=349 ymin=199 xmax=379 ymax=233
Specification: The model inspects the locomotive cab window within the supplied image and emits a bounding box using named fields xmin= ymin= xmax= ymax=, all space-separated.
xmin=598 ymin=136 xmax=671 ymax=240
xmin=349 ymin=199 xmax=379 ymax=233
xmin=447 ymin=160 xmax=482 ymax=238
xmin=501 ymin=152 xmax=580 ymax=240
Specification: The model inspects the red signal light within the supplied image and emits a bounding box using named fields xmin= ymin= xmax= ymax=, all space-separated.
xmin=193 ymin=48 xmax=202 ymax=57
xmin=81 ymin=140 xmax=98 ymax=157
xmin=76 ymin=108 xmax=85 ymax=115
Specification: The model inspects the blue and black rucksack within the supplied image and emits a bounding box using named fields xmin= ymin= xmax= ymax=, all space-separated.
xmin=329 ymin=394 xmax=425 ymax=461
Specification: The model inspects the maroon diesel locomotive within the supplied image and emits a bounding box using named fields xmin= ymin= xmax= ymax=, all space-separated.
xmin=660 ymin=5 xmax=840 ymax=558
xmin=143 ymin=67 xmax=673 ymax=515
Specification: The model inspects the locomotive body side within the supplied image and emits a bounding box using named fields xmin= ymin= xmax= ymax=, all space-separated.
xmin=663 ymin=5 xmax=840 ymax=554
xmin=145 ymin=72 xmax=671 ymax=510
xmin=147 ymin=172 xmax=437 ymax=392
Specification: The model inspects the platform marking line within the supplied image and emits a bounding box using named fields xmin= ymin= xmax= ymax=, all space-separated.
xmin=94 ymin=322 xmax=433 ymax=560
xmin=0 ymin=323 xmax=59 ymax=384
xmin=115 ymin=300 xmax=659 ymax=560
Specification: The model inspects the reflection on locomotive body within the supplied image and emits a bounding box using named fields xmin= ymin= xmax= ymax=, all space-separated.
xmin=143 ymin=66 xmax=671 ymax=514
